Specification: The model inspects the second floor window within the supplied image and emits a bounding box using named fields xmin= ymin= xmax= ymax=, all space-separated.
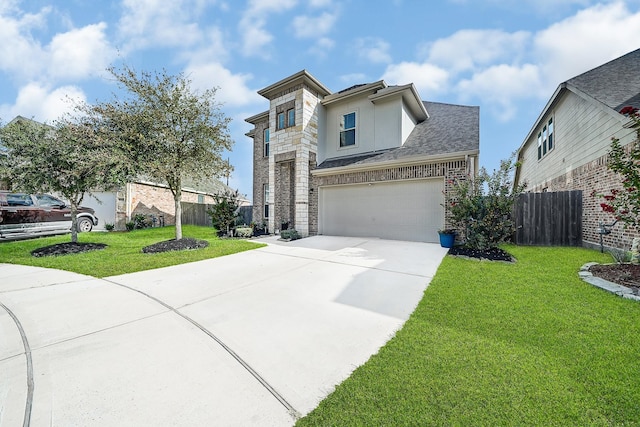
xmin=287 ymin=108 xmax=295 ymax=127
xmin=537 ymin=116 xmax=554 ymax=160
xmin=277 ymin=112 xmax=285 ymax=130
xmin=340 ymin=112 xmax=356 ymax=147
xmin=264 ymin=128 xmax=270 ymax=157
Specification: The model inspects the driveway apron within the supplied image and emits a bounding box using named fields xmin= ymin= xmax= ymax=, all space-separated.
xmin=0 ymin=236 xmax=447 ymax=426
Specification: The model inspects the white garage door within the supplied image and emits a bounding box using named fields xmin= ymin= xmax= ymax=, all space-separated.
xmin=319 ymin=179 xmax=444 ymax=243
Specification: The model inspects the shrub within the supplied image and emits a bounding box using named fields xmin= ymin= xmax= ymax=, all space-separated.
xmin=125 ymin=221 xmax=135 ymax=231
xmin=132 ymin=213 xmax=150 ymax=229
xmin=446 ymin=153 xmax=525 ymax=250
xmin=280 ymin=229 xmax=300 ymax=240
xmin=104 ymin=223 xmax=115 ymax=231
xmin=207 ymin=190 xmax=240 ymax=235
xmin=235 ymin=227 xmax=253 ymax=238
xmin=596 ymin=109 xmax=640 ymax=227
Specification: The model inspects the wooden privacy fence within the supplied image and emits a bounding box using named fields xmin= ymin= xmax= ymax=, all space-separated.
xmin=181 ymin=202 xmax=214 ymax=227
xmin=180 ymin=202 xmax=253 ymax=227
xmin=513 ymin=190 xmax=582 ymax=246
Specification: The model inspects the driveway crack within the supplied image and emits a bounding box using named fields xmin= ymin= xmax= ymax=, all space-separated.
xmin=102 ymin=279 xmax=301 ymax=421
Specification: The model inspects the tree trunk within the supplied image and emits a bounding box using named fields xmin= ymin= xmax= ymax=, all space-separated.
xmin=174 ymin=185 xmax=182 ymax=240
xmin=70 ymin=203 xmax=78 ymax=243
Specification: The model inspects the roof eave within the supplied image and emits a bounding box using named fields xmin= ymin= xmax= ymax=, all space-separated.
xmin=257 ymin=70 xmax=332 ymax=100
xmin=321 ymin=80 xmax=388 ymax=106
xmin=368 ymin=83 xmax=428 ymax=121
xmin=312 ymin=150 xmax=479 ymax=177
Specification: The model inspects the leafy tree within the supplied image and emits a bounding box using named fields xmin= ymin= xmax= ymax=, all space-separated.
xmin=0 ymin=116 xmax=131 ymax=242
xmin=207 ymin=190 xmax=240 ymax=236
xmin=446 ymin=153 xmax=526 ymax=250
xmin=89 ymin=65 xmax=232 ymax=240
xmin=597 ymin=108 xmax=640 ymax=227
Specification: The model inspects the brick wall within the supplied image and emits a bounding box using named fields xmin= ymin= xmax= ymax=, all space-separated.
xmin=125 ymin=182 xmax=216 ymax=228
xmin=252 ymin=118 xmax=270 ymax=228
xmin=529 ymin=151 xmax=640 ymax=251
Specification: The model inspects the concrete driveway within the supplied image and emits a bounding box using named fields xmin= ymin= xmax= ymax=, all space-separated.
xmin=0 ymin=236 xmax=447 ymax=426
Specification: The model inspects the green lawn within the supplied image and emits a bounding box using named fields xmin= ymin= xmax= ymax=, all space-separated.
xmin=298 ymin=245 xmax=640 ymax=426
xmin=0 ymin=225 xmax=264 ymax=278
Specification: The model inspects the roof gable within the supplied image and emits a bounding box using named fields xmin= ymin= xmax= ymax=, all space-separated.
xmin=567 ymin=48 xmax=640 ymax=112
xmin=315 ymin=101 xmax=479 ymax=171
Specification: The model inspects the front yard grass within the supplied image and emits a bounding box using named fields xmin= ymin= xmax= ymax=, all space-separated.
xmin=0 ymin=225 xmax=264 ymax=278
xmin=298 ymin=245 xmax=640 ymax=426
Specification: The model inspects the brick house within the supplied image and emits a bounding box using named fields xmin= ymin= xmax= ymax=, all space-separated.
xmin=246 ymin=70 xmax=479 ymax=243
xmin=514 ymin=48 xmax=640 ymax=251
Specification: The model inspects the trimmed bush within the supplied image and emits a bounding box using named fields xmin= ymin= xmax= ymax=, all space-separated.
xmin=280 ymin=229 xmax=300 ymax=240
xmin=235 ymin=227 xmax=253 ymax=238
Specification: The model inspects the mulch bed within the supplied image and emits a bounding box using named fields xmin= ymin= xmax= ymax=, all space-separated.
xmin=31 ymin=242 xmax=107 ymax=257
xmin=589 ymin=263 xmax=640 ymax=295
xmin=141 ymin=238 xmax=209 ymax=253
xmin=448 ymin=246 xmax=515 ymax=262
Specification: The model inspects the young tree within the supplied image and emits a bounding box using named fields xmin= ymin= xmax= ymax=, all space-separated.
xmin=91 ymin=66 xmax=233 ymax=240
xmin=597 ymin=108 xmax=640 ymax=227
xmin=207 ymin=190 xmax=241 ymax=236
xmin=0 ymin=116 xmax=131 ymax=243
xmin=446 ymin=153 xmax=526 ymax=250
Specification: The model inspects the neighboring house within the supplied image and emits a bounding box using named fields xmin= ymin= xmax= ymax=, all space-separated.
xmin=246 ymin=70 xmax=479 ymax=243
xmin=82 ymin=177 xmax=247 ymax=230
xmin=0 ymin=116 xmax=245 ymax=230
xmin=514 ymin=48 xmax=640 ymax=250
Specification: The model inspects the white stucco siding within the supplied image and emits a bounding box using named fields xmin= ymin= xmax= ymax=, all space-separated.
xmin=518 ymin=91 xmax=635 ymax=189
xmin=401 ymin=100 xmax=417 ymax=144
xmin=324 ymin=95 xmax=377 ymax=159
xmin=373 ymin=98 xmax=402 ymax=151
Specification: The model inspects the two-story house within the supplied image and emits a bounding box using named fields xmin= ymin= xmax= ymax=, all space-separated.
xmin=514 ymin=48 xmax=640 ymax=250
xmin=246 ymin=70 xmax=479 ymax=243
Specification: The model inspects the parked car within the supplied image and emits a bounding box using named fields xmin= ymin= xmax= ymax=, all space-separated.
xmin=0 ymin=192 xmax=99 ymax=240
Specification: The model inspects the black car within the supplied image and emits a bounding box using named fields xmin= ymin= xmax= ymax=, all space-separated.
xmin=0 ymin=192 xmax=99 ymax=240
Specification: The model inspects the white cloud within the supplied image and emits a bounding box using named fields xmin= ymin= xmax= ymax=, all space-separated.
xmin=1 ymin=83 xmax=86 ymax=123
xmin=49 ymin=23 xmax=115 ymax=80
xmin=0 ymin=7 xmax=50 ymax=79
xmin=184 ymin=62 xmax=261 ymax=108
xmin=382 ymin=62 xmax=450 ymax=97
xmin=308 ymin=37 xmax=335 ymax=58
xmin=534 ymin=1 xmax=640 ymax=85
xmin=118 ymin=0 xmax=210 ymax=50
xmin=238 ymin=0 xmax=297 ymax=57
xmin=309 ymin=0 xmax=333 ymax=7
xmin=457 ymin=64 xmax=542 ymax=121
xmin=292 ymin=12 xmax=337 ymax=38
xmin=424 ymin=29 xmax=530 ymax=73
xmin=388 ymin=1 xmax=640 ymax=122
xmin=354 ymin=37 xmax=392 ymax=64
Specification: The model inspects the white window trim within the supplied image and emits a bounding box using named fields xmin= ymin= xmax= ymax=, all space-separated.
xmin=338 ymin=110 xmax=357 ymax=150
xmin=537 ymin=115 xmax=555 ymax=161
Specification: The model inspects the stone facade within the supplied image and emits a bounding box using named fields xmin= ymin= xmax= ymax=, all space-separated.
xmin=251 ymin=80 xmax=325 ymax=236
xmin=529 ymin=151 xmax=640 ymax=251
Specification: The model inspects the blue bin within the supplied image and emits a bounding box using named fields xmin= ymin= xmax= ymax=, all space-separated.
xmin=438 ymin=232 xmax=455 ymax=248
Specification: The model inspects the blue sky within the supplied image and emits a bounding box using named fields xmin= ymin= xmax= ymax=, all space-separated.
xmin=2 ymin=0 xmax=640 ymax=201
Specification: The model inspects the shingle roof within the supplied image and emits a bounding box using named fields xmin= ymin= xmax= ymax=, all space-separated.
xmin=316 ymin=101 xmax=479 ymax=170
xmin=567 ymin=48 xmax=640 ymax=112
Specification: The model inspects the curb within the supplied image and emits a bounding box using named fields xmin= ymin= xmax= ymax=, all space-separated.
xmin=579 ymin=263 xmax=640 ymax=301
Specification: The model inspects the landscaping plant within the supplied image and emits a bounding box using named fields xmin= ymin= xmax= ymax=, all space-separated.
xmin=596 ymin=107 xmax=640 ymax=227
xmin=446 ymin=153 xmax=525 ymax=250
xmin=207 ymin=189 xmax=241 ymax=236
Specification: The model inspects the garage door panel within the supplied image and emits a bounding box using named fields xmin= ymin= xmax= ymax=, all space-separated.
xmin=319 ymin=179 xmax=444 ymax=243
